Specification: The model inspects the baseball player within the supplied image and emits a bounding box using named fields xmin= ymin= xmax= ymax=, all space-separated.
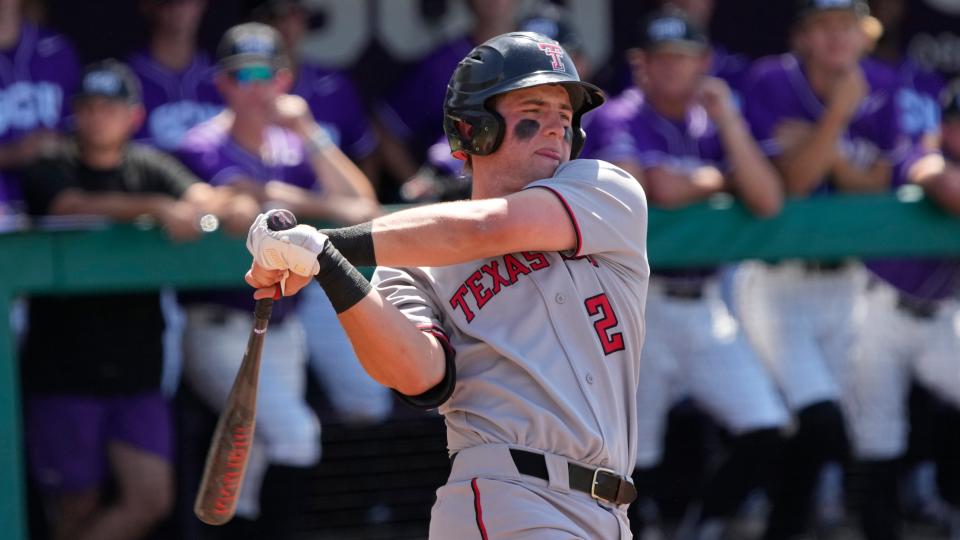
xmin=174 ymin=23 xmax=379 ymax=538
xmin=843 ymin=86 xmax=960 ymax=540
xmin=0 ymin=0 xmax=80 ymax=206
xmin=584 ymin=10 xmax=787 ymax=539
xmin=247 ymin=31 xmax=648 ymax=539
xmin=734 ymin=1 xmax=919 ymax=537
xmin=128 ymin=0 xmax=223 ymax=152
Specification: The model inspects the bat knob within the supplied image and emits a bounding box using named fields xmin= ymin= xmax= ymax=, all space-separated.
xmin=266 ymin=209 xmax=297 ymax=232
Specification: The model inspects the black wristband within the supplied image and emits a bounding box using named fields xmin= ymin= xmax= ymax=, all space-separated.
xmin=321 ymin=222 xmax=376 ymax=267
xmin=314 ymin=241 xmax=373 ymax=314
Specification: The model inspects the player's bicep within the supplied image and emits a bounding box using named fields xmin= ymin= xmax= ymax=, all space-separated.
xmin=497 ymin=187 xmax=579 ymax=255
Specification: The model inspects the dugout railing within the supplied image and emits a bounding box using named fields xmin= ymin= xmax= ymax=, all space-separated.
xmin=2 ymin=190 xmax=960 ymax=539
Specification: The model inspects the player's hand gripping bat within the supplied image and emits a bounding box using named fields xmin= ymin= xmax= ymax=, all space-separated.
xmin=193 ymin=209 xmax=297 ymax=525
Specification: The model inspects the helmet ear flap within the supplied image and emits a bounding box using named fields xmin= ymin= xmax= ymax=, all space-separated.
xmin=570 ymin=119 xmax=587 ymax=159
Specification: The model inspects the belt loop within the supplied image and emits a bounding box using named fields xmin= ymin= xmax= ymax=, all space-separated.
xmin=544 ymin=453 xmax=571 ymax=494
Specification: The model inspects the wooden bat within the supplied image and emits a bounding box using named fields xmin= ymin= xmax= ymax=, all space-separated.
xmin=194 ymin=209 xmax=297 ymax=525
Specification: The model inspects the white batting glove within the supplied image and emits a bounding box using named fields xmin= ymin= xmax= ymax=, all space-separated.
xmin=246 ymin=212 xmax=327 ymax=277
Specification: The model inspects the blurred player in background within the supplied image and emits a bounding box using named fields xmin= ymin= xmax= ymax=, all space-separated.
xmin=844 ymin=83 xmax=960 ymax=540
xmin=19 ymin=59 xmax=220 ymax=540
xmin=661 ymin=0 xmax=751 ymax=92
xmin=175 ymin=23 xmax=379 ymax=539
xmin=404 ymin=2 xmax=586 ymax=204
xmin=255 ymin=0 xmax=378 ymax=177
xmin=735 ymin=0 xmax=930 ymax=537
xmin=129 ymin=0 xmax=223 ymax=152
xmin=0 ymin=0 xmax=80 ymax=209
xmin=375 ymin=0 xmax=517 ymax=191
xmin=584 ymin=9 xmax=787 ymax=539
xmin=256 ymin=0 xmax=391 ymax=426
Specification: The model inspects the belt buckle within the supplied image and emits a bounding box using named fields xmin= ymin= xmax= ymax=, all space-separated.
xmin=590 ymin=467 xmax=618 ymax=503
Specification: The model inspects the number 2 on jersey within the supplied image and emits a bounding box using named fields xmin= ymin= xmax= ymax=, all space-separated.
xmin=584 ymin=293 xmax=625 ymax=355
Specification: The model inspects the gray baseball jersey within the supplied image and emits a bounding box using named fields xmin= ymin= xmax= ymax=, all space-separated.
xmin=373 ymin=159 xmax=649 ymax=475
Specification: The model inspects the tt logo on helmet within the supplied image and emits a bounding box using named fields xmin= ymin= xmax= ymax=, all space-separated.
xmin=537 ymin=43 xmax=566 ymax=72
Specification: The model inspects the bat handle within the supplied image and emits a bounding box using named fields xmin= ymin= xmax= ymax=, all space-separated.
xmin=254 ymin=296 xmax=274 ymax=320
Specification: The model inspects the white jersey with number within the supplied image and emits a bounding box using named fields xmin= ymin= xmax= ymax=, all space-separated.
xmin=372 ymin=159 xmax=649 ymax=476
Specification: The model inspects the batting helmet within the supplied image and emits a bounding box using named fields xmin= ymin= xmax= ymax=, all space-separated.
xmin=442 ymin=31 xmax=605 ymax=161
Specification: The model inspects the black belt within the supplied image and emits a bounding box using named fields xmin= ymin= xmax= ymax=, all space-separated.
xmin=451 ymin=449 xmax=637 ymax=505
xmin=662 ymin=281 xmax=705 ymax=300
xmin=896 ymin=293 xmax=940 ymax=320
xmin=801 ymin=261 xmax=847 ymax=273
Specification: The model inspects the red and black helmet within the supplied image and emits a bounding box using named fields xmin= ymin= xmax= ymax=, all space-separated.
xmin=442 ymin=32 xmax=605 ymax=161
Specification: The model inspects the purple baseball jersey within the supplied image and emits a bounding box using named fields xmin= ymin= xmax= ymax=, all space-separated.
xmin=293 ymin=64 xmax=377 ymax=160
xmin=176 ymin=118 xmax=318 ymax=316
xmin=864 ymin=56 xmax=945 ymax=141
xmin=742 ymin=53 xmax=913 ymax=193
xmin=582 ymin=86 xmax=721 ymax=280
xmin=0 ymin=21 xmax=81 ymax=201
xmin=128 ymin=50 xmax=223 ymax=151
xmin=377 ymin=36 xmax=473 ymax=157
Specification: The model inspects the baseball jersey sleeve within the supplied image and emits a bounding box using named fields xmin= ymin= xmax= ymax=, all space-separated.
xmin=741 ymin=61 xmax=788 ymax=157
xmin=20 ymin=153 xmax=72 ymax=216
xmin=371 ymin=266 xmax=457 ymax=409
xmin=525 ymin=159 xmax=648 ymax=274
xmin=130 ymin=145 xmax=201 ymax=198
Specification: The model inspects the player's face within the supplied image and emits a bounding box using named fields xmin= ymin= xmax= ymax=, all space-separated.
xmin=73 ymin=98 xmax=144 ymax=150
xmin=149 ymin=0 xmax=207 ymax=35
xmin=796 ymin=10 xmax=866 ymax=72
xmin=216 ymin=67 xmax=293 ymax=122
xmin=480 ymin=84 xmax=574 ymax=187
xmin=0 ymin=0 xmax=20 ymax=19
xmin=637 ymin=47 xmax=710 ymax=102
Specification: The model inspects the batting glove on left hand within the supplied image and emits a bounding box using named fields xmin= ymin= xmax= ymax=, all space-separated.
xmin=246 ymin=211 xmax=327 ymax=277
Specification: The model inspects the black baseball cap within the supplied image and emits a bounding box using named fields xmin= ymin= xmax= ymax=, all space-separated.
xmin=74 ymin=59 xmax=141 ymax=104
xmin=636 ymin=8 xmax=709 ymax=52
xmin=518 ymin=4 xmax=583 ymax=55
xmin=795 ymin=0 xmax=869 ymax=24
xmin=216 ymin=22 xmax=288 ymax=71
xmin=942 ymin=80 xmax=960 ymax=122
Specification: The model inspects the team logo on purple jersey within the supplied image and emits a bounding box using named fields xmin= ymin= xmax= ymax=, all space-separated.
xmin=538 ymin=43 xmax=566 ymax=72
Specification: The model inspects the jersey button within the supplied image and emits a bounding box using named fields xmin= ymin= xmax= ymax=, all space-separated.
xmin=585 ymin=373 xmax=594 ymax=384
xmin=555 ymin=293 xmax=566 ymax=304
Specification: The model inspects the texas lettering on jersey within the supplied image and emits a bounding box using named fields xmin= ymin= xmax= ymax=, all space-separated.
xmin=449 ymin=251 xmax=551 ymax=322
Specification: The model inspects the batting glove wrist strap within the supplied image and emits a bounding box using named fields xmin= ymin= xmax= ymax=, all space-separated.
xmin=321 ymin=222 xmax=376 ymax=267
xmin=315 ymin=241 xmax=373 ymax=314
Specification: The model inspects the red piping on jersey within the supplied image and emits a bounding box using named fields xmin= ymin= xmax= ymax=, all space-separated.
xmin=471 ymin=478 xmax=489 ymax=540
xmin=416 ymin=323 xmax=456 ymax=358
xmin=530 ymin=185 xmax=583 ymax=257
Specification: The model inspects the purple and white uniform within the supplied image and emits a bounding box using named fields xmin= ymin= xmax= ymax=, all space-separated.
xmin=128 ymin=51 xmax=223 ymax=151
xmin=0 ymin=21 xmax=80 ymax=203
xmin=847 ymin=169 xmax=960 ymax=460
xmin=732 ymin=53 xmax=914 ymax=412
xmin=175 ymin=118 xmax=322 ymax=517
xmin=293 ymin=64 xmax=377 ymax=161
xmin=377 ymin=37 xmax=473 ymax=158
xmin=864 ymin=56 xmax=944 ymax=142
xmin=583 ymin=86 xmax=786 ymax=469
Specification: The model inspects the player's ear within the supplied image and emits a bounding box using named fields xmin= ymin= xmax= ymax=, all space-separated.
xmin=128 ymin=104 xmax=147 ymax=134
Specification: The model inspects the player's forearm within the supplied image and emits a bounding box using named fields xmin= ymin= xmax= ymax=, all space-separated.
xmin=369 ymin=194 xmax=575 ymax=267
xmin=337 ymin=290 xmax=447 ymax=396
xmin=644 ymin=166 xmax=724 ymax=208
xmin=306 ymin=142 xmax=378 ymax=200
xmin=48 ymin=191 xmax=177 ymax=220
xmin=830 ymin=157 xmax=891 ymax=193
xmin=717 ymin=118 xmax=783 ymax=217
xmin=777 ymin=112 xmax=847 ymax=196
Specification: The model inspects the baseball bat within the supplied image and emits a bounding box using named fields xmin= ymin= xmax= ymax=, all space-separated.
xmin=193 ymin=209 xmax=297 ymax=526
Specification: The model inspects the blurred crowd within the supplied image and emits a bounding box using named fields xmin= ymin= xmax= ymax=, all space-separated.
xmin=2 ymin=0 xmax=960 ymax=539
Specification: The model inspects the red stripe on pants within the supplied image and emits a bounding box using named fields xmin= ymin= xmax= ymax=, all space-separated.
xmin=471 ymin=478 xmax=489 ymax=540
